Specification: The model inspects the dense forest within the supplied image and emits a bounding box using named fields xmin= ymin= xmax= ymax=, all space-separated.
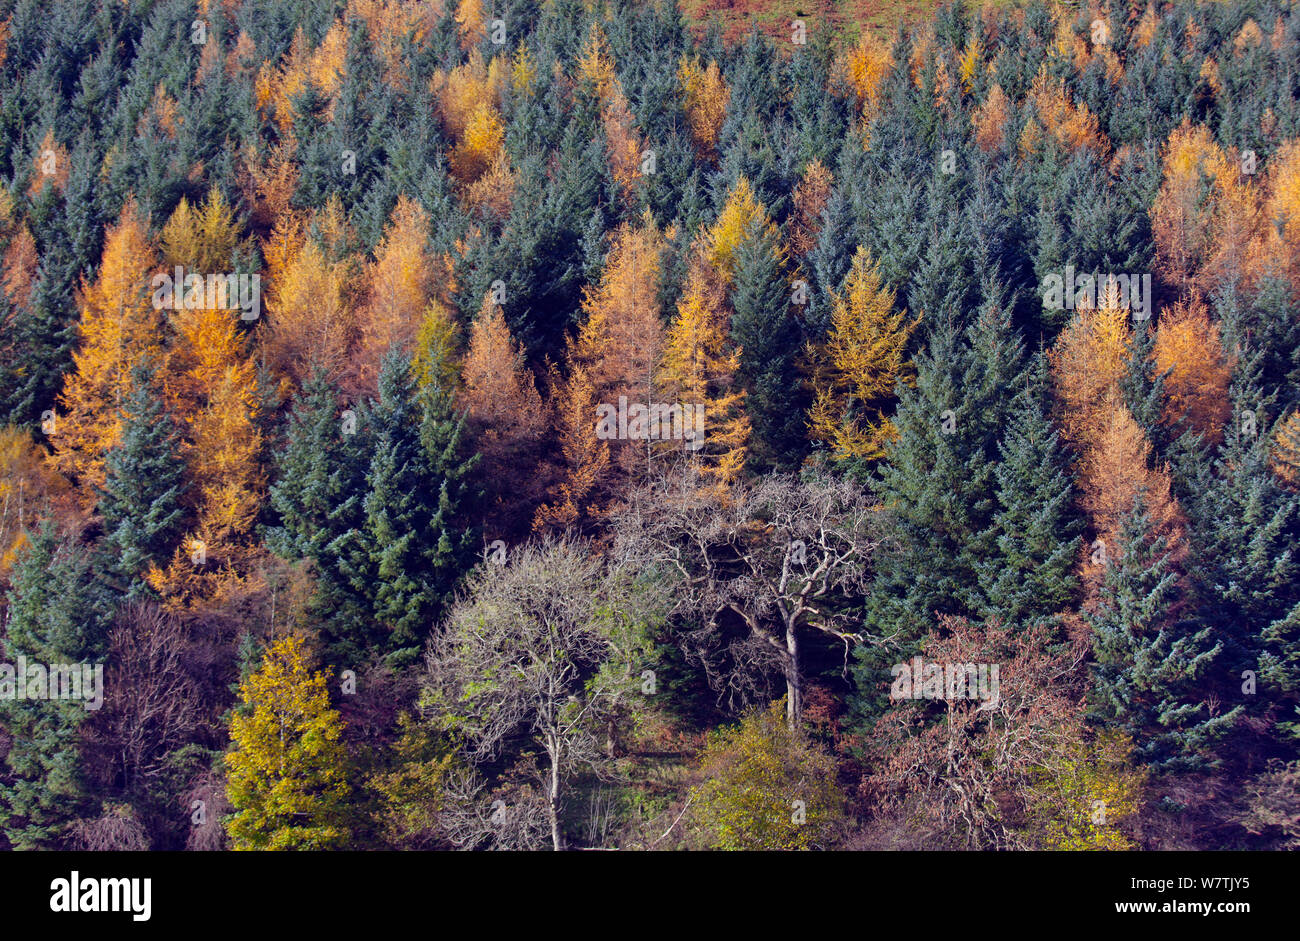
xmin=0 ymin=0 xmax=1298 ymax=852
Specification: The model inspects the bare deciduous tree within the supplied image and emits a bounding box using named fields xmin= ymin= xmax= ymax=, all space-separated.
xmin=421 ymin=538 xmax=662 ymax=850
xmin=860 ymin=616 xmax=1089 ymax=849
xmin=612 ymin=470 xmax=880 ymax=729
xmin=87 ymin=604 xmax=204 ymax=802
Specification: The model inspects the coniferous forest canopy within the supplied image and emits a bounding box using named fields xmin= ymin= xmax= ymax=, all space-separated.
xmin=0 ymin=0 xmax=1297 ymax=854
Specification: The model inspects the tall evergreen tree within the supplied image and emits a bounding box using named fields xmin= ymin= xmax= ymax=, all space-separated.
xmin=852 ymin=300 xmax=1024 ymax=713
xmin=265 ymin=368 xmax=373 ymax=664
xmin=1182 ymin=364 xmax=1300 ymax=736
xmin=1088 ymin=493 xmax=1240 ymax=772
xmin=979 ymin=353 xmax=1082 ymax=629
xmin=0 ymin=521 xmax=112 ymax=848
xmin=730 ymin=220 xmax=804 ymax=471
xmin=96 ymin=361 xmax=186 ymax=600
xmin=359 ymin=350 xmax=479 ymax=665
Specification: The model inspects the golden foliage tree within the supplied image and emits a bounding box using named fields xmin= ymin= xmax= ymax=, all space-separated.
xmin=0 ymin=426 xmax=70 ymax=577
xmin=1257 ymin=138 xmax=1300 ymax=294
xmin=808 ymin=247 xmax=919 ymax=462
xmin=1151 ymin=121 xmax=1260 ymax=297
xmin=450 ymin=100 xmax=505 ymax=185
xmin=678 ymin=57 xmax=729 ymax=161
xmin=787 ymin=160 xmax=833 ymax=260
xmin=27 ymin=129 xmax=69 ymax=198
xmin=160 ymin=187 xmax=241 ymax=272
xmin=841 ymin=33 xmax=894 ymax=134
xmin=972 ymin=84 xmax=1011 ymax=154
xmin=705 ymin=176 xmax=774 ymax=284
xmin=1151 ymin=298 xmax=1232 ymax=443
xmin=1048 ymin=284 xmax=1186 ymax=601
xmin=453 ymin=0 xmax=486 ymax=50
xmin=154 ymin=301 xmax=266 ymax=595
xmin=261 ymin=230 xmax=354 ymax=390
xmin=225 ymin=635 xmax=351 ymax=850
xmin=1045 ymin=279 xmax=1133 ymax=454
xmin=1272 ymin=410 xmax=1300 ymax=490
xmin=49 ymin=200 xmax=163 ymax=500
xmin=1023 ymin=65 xmax=1107 ymax=157
xmin=1 ymin=223 xmax=37 ymax=309
xmin=532 ymin=362 xmax=611 ymax=533
xmin=657 ymin=263 xmax=750 ymax=486
xmin=572 ymin=220 xmax=667 ymax=474
xmin=461 ymin=296 xmax=549 ymax=537
xmin=356 ymin=196 xmax=435 ymax=394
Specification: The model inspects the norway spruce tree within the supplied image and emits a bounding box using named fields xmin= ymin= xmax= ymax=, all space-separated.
xmin=979 ymin=353 xmax=1082 ymax=629
xmin=1088 ymin=494 xmax=1240 ymax=772
xmin=730 ymin=220 xmax=804 ymax=471
xmin=265 ymin=368 xmax=374 ymax=665
xmin=0 ymin=522 xmax=112 ymax=848
xmin=852 ymin=300 xmax=1024 ymax=713
xmin=1182 ymin=368 xmax=1300 ymax=732
xmin=360 ymin=350 xmax=479 ymax=665
xmin=96 ymin=361 xmax=186 ymax=600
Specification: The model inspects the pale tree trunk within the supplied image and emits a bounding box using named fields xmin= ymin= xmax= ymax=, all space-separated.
xmin=784 ymin=624 xmax=801 ymax=732
xmin=547 ymin=738 xmax=564 ymax=851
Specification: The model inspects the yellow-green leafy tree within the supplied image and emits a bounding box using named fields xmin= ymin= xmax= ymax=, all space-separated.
xmin=225 ymin=635 xmax=352 ymax=850
xmin=1024 ymin=730 xmax=1145 ymax=850
xmin=687 ymin=699 xmax=845 ymax=850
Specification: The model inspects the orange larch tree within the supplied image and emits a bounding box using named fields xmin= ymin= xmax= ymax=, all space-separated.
xmin=356 ymin=196 xmax=435 ymax=395
xmin=1151 ymin=298 xmax=1233 ymax=444
xmin=49 ymin=199 xmax=163 ymax=502
xmin=461 ymin=296 xmax=549 ymax=539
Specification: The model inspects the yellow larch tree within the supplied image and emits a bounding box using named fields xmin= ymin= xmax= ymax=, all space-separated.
xmin=841 ymin=32 xmax=894 ymax=137
xmin=450 ymin=102 xmax=505 ymax=186
xmin=972 ymin=84 xmax=1011 ymax=154
xmin=1048 ymin=280 xmax=1186 ymax=603
xmin=162 ymin=301 xmax=266 ymax=567
xmin=1025 ymin=65 xmax=1107 ymax=157
xmin=1045 ymin=278 xmax=1133 ymax=456
xmin=807 ymin=247 xmax=919 ymax=462
xmin=1151 ymin=121 xmax=1260 ymax=297
xmin=705 ymin=176 xmax=775 ymax=285
xmin=532 ymin=362 xmax=610 ymax=534
xmin=48 ymin=199 xmax=163 ymax=501
xmin=225 ymin=635 xmax=351 ymax=850
xmin=356 ymin=196 xmax=435 ymax=395
xmin=1151 ymin=298 xmax=1233 ymax=444
xmin=678 ymin=57 xmax=729 ymax=161
xmin=563 ymin=218 xmax=667 ymax=480
xmin=254 ymin=27 xmax=311 ymax=136
xmin=0 ymin=426 xmax=71 ymax=577
xmin=462 ymin=296 xmax=549 ymax=537
xmin=657 ymin=262 xmax=750 ymax=486
xmin=453 ymin=0 xmax=486 ymax=50
xmin=1272 ymin=410 xmax=1300 ymax=490
xmin=1256 ymin=138 xmax=1300 ymax=295
xmin=787 ymin=160 xmax=833 ymax=260
xmin=160 ymin=186 xmax=241 ymax=273
xmin=411 ymin=299 xmax=461 ymax=395
xmin=27 ymin=128 xmax=69 ymax=199
xmin=260 ymin=230 xmax=354 ymax=391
